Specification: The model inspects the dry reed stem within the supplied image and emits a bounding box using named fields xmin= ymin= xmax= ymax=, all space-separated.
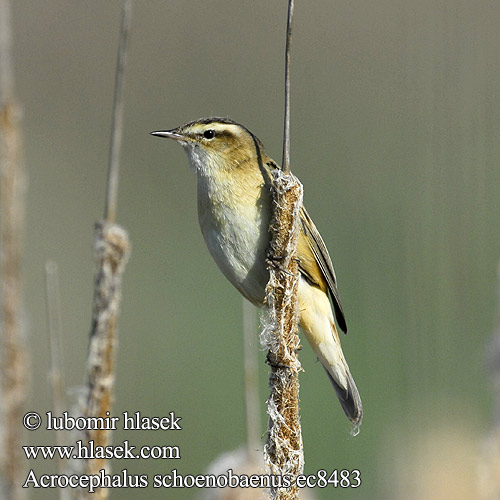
xmin=281 ymin=0 xmax=294 ymax=175
xmin=479 ymin=262 xmax=500 ymax=499
xmin=243 ymin=299 xmax=261 ymax=460
xmin=44 ymin=262 xmax=66 ymax=430
xmin=261 ymin=169 xmax=304 ymax=500
xmin=80 ymin=3 xmax=132 ymax=497
xmin=44 ymin=261 xmax=68 ymax=486
xmin=0 ymin=98 xmax=28 ymax=500
xmin=260 ymin=1 xmax=304 ymax=497
xmin=81 ymin=222 xmax=130 ymax=499
xmin=104 ymin=0 xmax=132 ymax=224
xmin=0 ymin=1 xmax=28 ymax=498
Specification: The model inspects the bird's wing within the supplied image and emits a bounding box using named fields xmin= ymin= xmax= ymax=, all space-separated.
xmin=297 ymin=206 xmax=348 ymax=333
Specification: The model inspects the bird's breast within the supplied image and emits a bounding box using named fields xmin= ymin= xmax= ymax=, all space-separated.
xmin=196 ymin=171 xmax=271 ymax=305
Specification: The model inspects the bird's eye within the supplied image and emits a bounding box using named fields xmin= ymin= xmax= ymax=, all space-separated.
xmin=203 ymin=129 xmax=215 ymax=139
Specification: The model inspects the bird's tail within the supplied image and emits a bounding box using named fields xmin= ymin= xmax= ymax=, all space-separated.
xmin=302 ymin=318 xmax=363 ymax=429
xmin=323 ymin=356 xmax=363 ymax=430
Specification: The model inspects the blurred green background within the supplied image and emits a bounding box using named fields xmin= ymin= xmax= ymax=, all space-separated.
xmin=12 ymin=0 xmax=500 ymax=498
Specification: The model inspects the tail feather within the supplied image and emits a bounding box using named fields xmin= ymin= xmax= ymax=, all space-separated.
xmin=297 ymin=278 xmax=362 ymax=430
xmin=324 ymin=365 xmax=363 ymax=428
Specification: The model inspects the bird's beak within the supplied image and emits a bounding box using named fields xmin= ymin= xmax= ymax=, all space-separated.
xmin=150 ymin=130 xmax=186 ymax=141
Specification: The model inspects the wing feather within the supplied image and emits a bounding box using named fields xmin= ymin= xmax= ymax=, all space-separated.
xmin=298 ymin=207 xmax=347 ymax=333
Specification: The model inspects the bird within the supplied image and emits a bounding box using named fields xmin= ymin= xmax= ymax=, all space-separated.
xmin=151 ymin=117 xmax=362 ymax=427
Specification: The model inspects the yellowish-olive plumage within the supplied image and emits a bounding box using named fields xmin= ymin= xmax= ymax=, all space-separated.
xmin=151 ymin=118 xmax=362 ymax=426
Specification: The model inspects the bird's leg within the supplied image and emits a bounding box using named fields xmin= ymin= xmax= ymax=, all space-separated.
xmin=266 ymin=253 xmax=300 ymax=277
xmin=265 ymin=351 xmax=290 ymax=370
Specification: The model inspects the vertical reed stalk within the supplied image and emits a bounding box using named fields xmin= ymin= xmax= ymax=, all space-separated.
xmin=0 ymin=1 xmax=28 ymax=498
xmin=80 ymin=2 xmax=132 ymax=498
xmin=261 ymin=1 xmax=304 ymax=498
